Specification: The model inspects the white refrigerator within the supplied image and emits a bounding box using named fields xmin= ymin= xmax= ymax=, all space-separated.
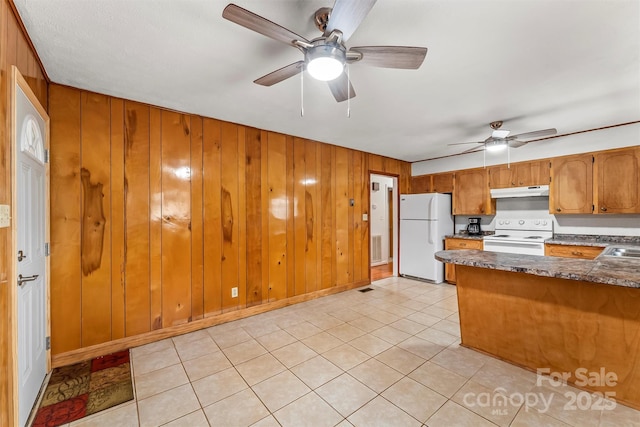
xmin=399 ymin=193 xmax=453 ymax=282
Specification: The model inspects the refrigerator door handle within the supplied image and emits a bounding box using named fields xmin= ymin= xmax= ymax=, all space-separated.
xmin=428 ymin=219 xmax=434 ymax=244
xmin=428 ymin=197 xmax=435 ymax=220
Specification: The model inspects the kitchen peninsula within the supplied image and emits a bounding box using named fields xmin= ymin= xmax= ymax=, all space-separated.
xmin=435 ymin=249 xmax=640 ymax=410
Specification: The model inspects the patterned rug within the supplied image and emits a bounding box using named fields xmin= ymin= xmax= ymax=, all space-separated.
xmin=32 ymin=350 xmax=134 ymax=427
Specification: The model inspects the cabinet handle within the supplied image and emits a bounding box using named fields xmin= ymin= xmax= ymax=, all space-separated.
xmin=556 ymin=208 xmax=561 ymax=212
xmin=460 ymin=243 xmax=467 ymax=247
xmin=571 ymin=251 xmax=583 ymax=256
xmin=511 ymin=182 xmax=516 ymax=186
xmin=600 ymin=207 xmax=607 ymax=212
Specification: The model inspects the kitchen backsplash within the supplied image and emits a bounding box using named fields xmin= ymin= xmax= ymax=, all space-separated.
xmin=453 ymin=197 xmax=640 ymax=236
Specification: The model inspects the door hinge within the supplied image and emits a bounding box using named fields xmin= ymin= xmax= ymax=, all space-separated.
xmin=46 ymin=336 xmax=50 ymax=350
xmin=44 ymin=149 xmax=49 ymax=163
xmin=45 ymin=242 xmax=50 ymax=256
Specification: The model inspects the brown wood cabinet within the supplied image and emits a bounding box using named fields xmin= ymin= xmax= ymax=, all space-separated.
xmin=432 ymin=172 xmax=454 ymax=193
xmin=544 ymin=244 xmax=604 ymax=259
xmin=488 ymin=160 xmax=550 ymax=189
xmin=444 ymin=238 xmax=483 ymax=283
xmin=594 ymin=146 xmax=640 ymax=214
xmin=410 ymin=174 xmax=431 ymax=193
xmin=549 ymin=153 xmax=593 ymax=214
xmin=453 ymin=168 xmax=494 ymax=215
xmin=411 ymin=172 xmax=454 ymax=194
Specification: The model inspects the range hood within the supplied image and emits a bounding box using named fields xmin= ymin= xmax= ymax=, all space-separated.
xmin=490 ymin=185 xmax=550 ymax=199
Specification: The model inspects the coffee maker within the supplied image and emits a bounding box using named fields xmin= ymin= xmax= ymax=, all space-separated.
xmin=467 ymin=217 xmax=482 ymax=235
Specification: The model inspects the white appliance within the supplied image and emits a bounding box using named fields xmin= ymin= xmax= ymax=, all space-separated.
xmin=399 ymin=193 xmax=453 ymax=282
xmin=483 ymin=218 xmax=553 ymax=256
xmin=490 ymin=185 xmax=550 ymax=199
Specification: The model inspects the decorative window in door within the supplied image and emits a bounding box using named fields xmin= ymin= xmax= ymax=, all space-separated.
xmin=20 ymin=113 xmax=44 ymax=164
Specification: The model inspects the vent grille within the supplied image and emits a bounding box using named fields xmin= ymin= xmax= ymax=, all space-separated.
xmin=371 ymin=235 xmax=382 ymax=263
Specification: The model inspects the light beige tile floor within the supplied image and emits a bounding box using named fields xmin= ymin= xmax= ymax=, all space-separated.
xmin=59 ymin=276 xmax=640 ymax=427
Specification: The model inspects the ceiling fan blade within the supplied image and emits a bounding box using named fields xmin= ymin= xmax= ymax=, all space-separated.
xmin=460 ymin=145 xmax=483 ymax=154
xmin=222 ymin=4 xmax=308 ymax=47
xmin=254 ymin=61 xmax=304 ymax=86
xmin=325 ymin=0 xmax=377 ymax=42
xmin=507 ymin=128 xmax=557 ymax=140
xmin=327 ymin=73 xmax=356 ymax=102
xmin=447 ymin=141 xmax=483 ymax=146
xmin=509 ymin=140 xmax=528 ymax=148
xmin=349 ymin=46 xmax=428 ymax=69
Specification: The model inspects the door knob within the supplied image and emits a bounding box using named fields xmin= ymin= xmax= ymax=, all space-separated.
xmin=17 ymin=274 xmax=39 ymax=287
xmin=18 ymin=250 xmax=26 ymax=262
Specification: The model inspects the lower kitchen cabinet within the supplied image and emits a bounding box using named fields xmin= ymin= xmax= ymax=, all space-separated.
xmin=444 ymin=238 xmax=483 ymax=283
xmin=544 ymin=244 xmax=604 ymax=259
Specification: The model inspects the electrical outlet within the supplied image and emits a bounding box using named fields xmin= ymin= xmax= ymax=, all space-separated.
xmin=231 ymin=287 xmax=238 ymax=298
xmin=0 ymin=205 xmax=10 ymax=228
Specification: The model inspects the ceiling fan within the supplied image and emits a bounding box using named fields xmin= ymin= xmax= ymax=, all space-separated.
xmin=450 ymin=121 xmax=558 ymax=154
xmin=222 ymin=1 xmax=428 ymax=102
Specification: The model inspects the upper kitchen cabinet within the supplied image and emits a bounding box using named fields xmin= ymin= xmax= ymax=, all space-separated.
xmin=432 ymin=172 xmax=454 ymax=193
xmin=410 ymin=172 xmax=454 ymax=194
xmin=410 ymin=174 xmax=431 ymax=193
xmin=488 ymin=160 xmax=550 ymax=189
xmin=549 ymin=153 xmax=593 ymax=214
xmin=453 ymin=168 xmax=495 ymax=215
xmin=594 ymin=146 xmax=640 ymax=214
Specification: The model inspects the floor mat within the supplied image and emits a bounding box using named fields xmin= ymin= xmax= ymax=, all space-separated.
xmin=32 ymin=349 xmax=133 ymax=427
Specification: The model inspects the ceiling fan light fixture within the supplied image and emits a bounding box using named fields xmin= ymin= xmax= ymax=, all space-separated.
xmin=485 ymin=140 xmax=508 ymax=152
xmin=491 ymin=129 xmax=510 ymax=139
xmin=306 ymin=44 xmax=345 ymax=81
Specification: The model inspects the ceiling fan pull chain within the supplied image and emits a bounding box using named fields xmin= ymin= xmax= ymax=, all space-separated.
xmin=300 ymin=68 xmax=304 ymax=117
xmin=347 ymin=65 xmax=351 ymax=118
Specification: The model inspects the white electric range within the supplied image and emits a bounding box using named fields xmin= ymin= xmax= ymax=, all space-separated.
xmin=483 ymin=218 xmax=553 ymax=256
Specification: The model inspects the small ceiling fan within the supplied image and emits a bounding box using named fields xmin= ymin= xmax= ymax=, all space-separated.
xmin=222 ymin=1 xmax=428 ymax=102
xmin=450 ymin=121 xmax=558 ymax=154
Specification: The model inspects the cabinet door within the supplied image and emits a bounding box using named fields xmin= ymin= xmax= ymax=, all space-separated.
xmin=516 ymin=160 xmax=550 ymax=187
xmin=411 ymin=175 xmax=432 ymax=194
xmin=488 ymin=165 xmax=514 ymax=188
xmin=432 ymin=172 xmax=454 ymax=193
xmin=594 ymin=147 xmax=640 ymax=214
xmin=549 ymin=154 xmax=593 ymax=214
xmin=453 ymin=168 xmax=494 ymax=215
xmin=444 ymin=238 xmax=483 ymax=283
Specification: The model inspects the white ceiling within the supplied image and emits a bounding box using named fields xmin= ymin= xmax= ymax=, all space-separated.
xmin=14 ymin=0 xmax=640 ymax=162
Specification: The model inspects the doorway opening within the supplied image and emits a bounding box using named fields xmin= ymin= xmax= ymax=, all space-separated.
xmin=369 ymin=173 xmax=398 ymax=281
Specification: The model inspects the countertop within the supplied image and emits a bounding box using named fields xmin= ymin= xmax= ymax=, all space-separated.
xmin=435 ymin=249 xmax=640 ymax=288
xmin=445 ymin=232 xmax=493 ymax=241
xmin=545 ymin=234 xmax=640 ymax=247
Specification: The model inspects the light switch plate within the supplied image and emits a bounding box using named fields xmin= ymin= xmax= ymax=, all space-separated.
xmin=362 ymin=213 xmax=368 ymax=221
xmin=0 ymin=205 xmax=10 ymax=228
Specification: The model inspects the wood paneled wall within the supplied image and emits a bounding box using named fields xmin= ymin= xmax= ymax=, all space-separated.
xmin=49 ymin=84 xmax=411 ymax=357
xmin=0 ymin=0 xmax=49 ymax=424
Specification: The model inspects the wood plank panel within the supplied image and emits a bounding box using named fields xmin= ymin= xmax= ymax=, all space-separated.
xmin=261 ymin=131 xmax=270 ymax=303
xmin=368 ymin=154 xmax=382 ymax=173
xmin=320 ymin=144 xmax=334 ymax=289
xmin=149 ymin=108 xmax=162 ymax=329
xmin=110 ymin=99 xmax=125 ymax=340
xmin=80 ymin=92 xmax=112 ymax=346
xmin=286 ymin=136 xmax=295 ymax=298
xmin=303 ymin=139 xmax=318 ymax=294
xmin=267 ymin=132 xmax=288 ymax=301
xmin=352 ymin=151 xmax=364 ymax=282
xmin=245 ymin=127 xmax=263 ymax=306
xmin=237 ymin=126 xmax=247 ymax=309
xmin=49 ymin=85 xmax=82 ymax=354
xmin=190 ymin=116 xmax=204 ymax=321
xmin=314 ymin=142 xmax=323 ymax=292
xmin=203 ymin=119 xmax=222 ymax=316
xmin=335 ymin=147 xmax=350 ymax=286
xmin=123 ymin=101 xmax=151 ymax=335
xmin=160 ymin=111 xmax=192 ymax=326
xmin=220 ymin=122 xmax=239 ymax=311
xmin=360 ymin=154 xmax=370 ymax=280
xmin=293 ymin=138 xmax=307 ymax=296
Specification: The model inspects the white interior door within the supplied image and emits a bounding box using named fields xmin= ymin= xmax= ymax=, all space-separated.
xmin=14 ymin=69 xmax=49 ymax=427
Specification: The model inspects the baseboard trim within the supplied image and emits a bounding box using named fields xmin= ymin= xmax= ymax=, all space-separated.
xmin=51 ymin=279 xmax=370 ymax=368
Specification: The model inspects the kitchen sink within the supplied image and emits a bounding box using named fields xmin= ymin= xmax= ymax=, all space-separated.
xmin=600 ymin=246 xmax=640 ymax=259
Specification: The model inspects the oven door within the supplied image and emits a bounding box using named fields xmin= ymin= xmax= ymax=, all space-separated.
xmin=483 ymin=239 xmax=545 ymax=256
